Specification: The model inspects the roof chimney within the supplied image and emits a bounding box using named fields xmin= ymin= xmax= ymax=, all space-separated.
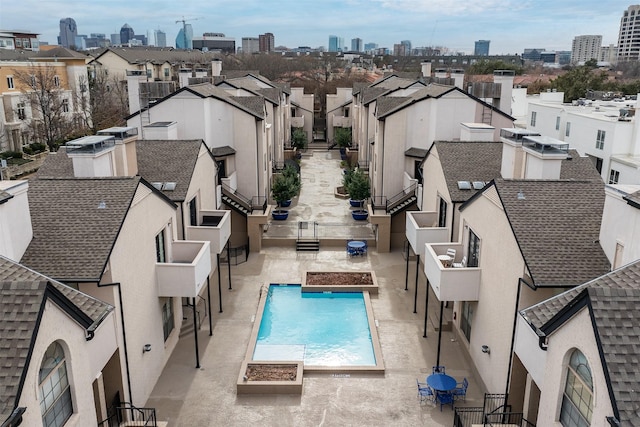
xmin=126 ymin=70 xmax=148 ymax=115
xmin=143 ymin=121 xmax=179 ymax=140
xmin=493 ymin=70 xmax=515 ymax=115
xmin=421 ymin=61 xmax=432 ymax=78
xmin=499 ymin=128 xmax=541 ymax=179
xmin=521 ymin=135 xmax=568 ymax=180
xmin=212 ymin=59 xmax=222 ymax=77
xmin=66 ymin=135 xmax=117 ymax=178
xmin=179 ymin=68 xmax=192 ymax=88
xmin=451 ymin=69 xmax=465 ymax=90
xmin=0 ymin=180 xmax=33 ymax=261
xmin=97 ymin=127 xmax=139 ymax=176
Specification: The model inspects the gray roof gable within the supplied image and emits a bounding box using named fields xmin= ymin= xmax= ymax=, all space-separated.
xmin=493 ymin=179 xmax=610 ymax=286
xmin=21 ymin=177 xmax=145 ymax=282
xmin=0 ymin=256 xmax=112 ymax=421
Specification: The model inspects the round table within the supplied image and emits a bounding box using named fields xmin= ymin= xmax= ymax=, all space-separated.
xmin=426 ymin=373 xmax=457 ymax=392
xmin=348 ymin=241 xmax=366 ymax=250
xmin=437 ymin=255 xmax=452 ymax=268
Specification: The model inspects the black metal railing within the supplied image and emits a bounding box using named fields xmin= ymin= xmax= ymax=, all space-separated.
xmin=98 ymin=402 xmax=157 ymax=427
xmin=252 ymin=195 xmax=268 ymax=213
xmin=453 ymin=407 xmax=484 ymax=427
xmin=371 ymin=182 xmax=418 ymax=214
xmin=221 ymin=184 xmax=267 ymax=214
xmin=357 ymin=160 xmax=369 ymax=171
xmin=485 ymin=412 xmax=535 ymax=427
xmin=371 ymin=195 xmax=387 ymax=212
xmin=483 ymin=394 xmax=510 ymax=415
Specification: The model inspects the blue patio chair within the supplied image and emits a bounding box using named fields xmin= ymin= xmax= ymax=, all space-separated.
xmin=452 ymin=377 xmax=468 ymax=401
xmin=416 ymin=379 xmax=434 ymax=403
xmin=432 ymin=365 xmax=446 ymax=374
xmin=437 ymin=391 xmax=454 ymax=411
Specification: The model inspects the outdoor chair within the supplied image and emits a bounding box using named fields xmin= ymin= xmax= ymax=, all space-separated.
xmin=446 ymin=248 xmax=456 ymax=262
xmin=432 ymin=365 xmax=446 ymax=374
xmin=453 ymin=255 xmax=467 ymax=268
xmin=416 ymin=379 xmax=435 ymax=403
xmin=437 ymin=391 xmax=454 ymax=411
xmin=452 ymin=378 xmax=468 ymax=401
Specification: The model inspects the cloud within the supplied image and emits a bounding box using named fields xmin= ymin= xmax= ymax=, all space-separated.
xmin=369 ymin=0 xmax=526 ymax=14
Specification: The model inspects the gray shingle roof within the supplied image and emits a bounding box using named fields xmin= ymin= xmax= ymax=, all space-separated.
xmin=21 ymin=177 xmax=145 ymax=281
xmin=521 ymin=260 xmax=640 ymax=426
xmin=211 ymin=146 xmax=236 ymax=157
xmin=35 ymin=147 xmax=73 ymax=178
xmin=230 ymin=96 xmax=265 ymax=117
xmin=376 ymin=84 xmax=456 ymax=118
xmin=494 ymin=179 xmax=610 ymax=286
xmin=435 ymin=142 xmax=504 ymax=202
xmin=376 ymin=97 xmax=411 ymax=117
xmin=186 ymin=83 xmax=265 ymax=119
xmin=93 ymin=47 xmax=219 ymax=66
xmin=0 ymin=256 xmax=113 ymax=421
xmin=559 ymin=150 xmax=603 ymax=181
xmin=624 ymin=190 xmax=640 ymax=209
xmin=136 ymin=139 xmax=204 ymax=202
xmin=361 ymin=87 xmax=389 ymax=105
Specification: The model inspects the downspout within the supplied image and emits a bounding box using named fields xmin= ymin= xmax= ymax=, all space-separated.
xmin=504 ymin=277 xmax=529 ymax=400
xmin=180 ymin=202 xmax=186 ymax=240
xmin=97 ymin=282 xmax=133 ymax=404
xmin=450 ymin=202 xmax=458 ymax=242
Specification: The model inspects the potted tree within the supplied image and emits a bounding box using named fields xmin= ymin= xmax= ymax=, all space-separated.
xmin=271 ymin=166 xmax=301 ymax=220
xmin=346 ymin=168 xmax=370 ymax=220
xmin=335 ymin=127 xmax=351 ymax=159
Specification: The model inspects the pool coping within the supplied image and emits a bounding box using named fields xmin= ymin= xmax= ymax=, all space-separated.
xmin=242 ymin=282 xmax=385 ymax=377
xmin=301 ymin=271 xmax=379 ymax=294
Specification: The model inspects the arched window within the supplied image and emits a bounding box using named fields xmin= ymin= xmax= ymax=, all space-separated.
xmin=560 ymin=349 xmax=593 ymax=427
xmin=39 ymin=341 xmax=73 ymax=427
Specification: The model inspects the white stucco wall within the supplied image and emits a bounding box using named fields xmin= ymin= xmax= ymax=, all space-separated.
xmin=17 ymin=300 xmax=118 ymax=427
xmin=599 ymin=184 xmax=640 ymax=267
xmin=0 ymin=180 xmax=32 ymax=262
xmin=535 ymin=308 xmax=615 ymax=426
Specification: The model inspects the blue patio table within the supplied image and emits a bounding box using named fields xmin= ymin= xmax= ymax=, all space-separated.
xmin=347 ymin=241 xmax=366 ymax=250
xmin=426 ymin=373 xmax=457 ymax=392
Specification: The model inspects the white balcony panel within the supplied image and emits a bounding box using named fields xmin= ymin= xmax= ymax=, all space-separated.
xmin=424 ymin=242 xmax=481 ymax=301
xmin=333 ymin=116 xmax=352 ymax=128
xmin=291 ymin=116 xmax=304 ymax=128
xmin=185 ymin=210 xmax=231 ymax=254
xmin=406 ymin=211 xmax=450 ymax=258
xmin=514 ymin=315 xmax=547 ymax=387
xmin=157 ymin=240 xmax=211 ymax=298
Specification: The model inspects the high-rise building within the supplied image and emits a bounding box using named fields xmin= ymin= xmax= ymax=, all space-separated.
xmin=393 ymin=43 xmax=406 ymax=56
xmin=351 ymin=38 xmax=363 ymax=52
xmin=258 ymin=33 xmax=274 ymax=52
xmin=242 ymin=37 xmax=260 ymax=54
xmin=474 ymin=40 xmax=490 ymax=56
xmin=176 ymin=24 xmax=193 ymax=49
xmin=571 ymin=35 xmax=602 ymax=64
xmin=110 ymin=33 xmax=121 ymax=46
xmin=155 ymin=30 xmax=167 ymax=47
xmin=364 ymin=42 xmax=377 ymax=52
xmin=401 ymin=40 xmax=411 ymax=55
xmin=192 ymin=33 xmax=235 ymax=53
xmin=120 ymin=23 xmax=134 ymax=45
xmin=59 ymin=17 xmax=77 ymax=48
xmin=328 ymin=35 xmax=341 ymax=52
xmin=618 ymin=5 xmax=640 ymax=61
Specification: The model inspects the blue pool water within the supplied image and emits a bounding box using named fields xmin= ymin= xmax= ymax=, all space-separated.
xmin=254 ymin=285 xmax=376 ymax=366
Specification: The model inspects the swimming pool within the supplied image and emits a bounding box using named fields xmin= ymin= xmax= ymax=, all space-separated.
xmin=251 ymin=285 xmax=381 ymax=369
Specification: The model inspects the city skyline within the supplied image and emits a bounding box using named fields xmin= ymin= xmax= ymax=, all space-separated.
xmin=1 ymin=0 xmax=632 ymax=54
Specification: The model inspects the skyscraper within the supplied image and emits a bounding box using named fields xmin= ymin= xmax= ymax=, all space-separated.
xmin=155 ymin=30 xmax=167 ymax=47
xmin=243 ymin=37 xmax=260 ymax=54
xmin=618 ymin=5 xmax=640 ymax=61
xmin=175 ymin=24 xmax=193 ymax=49
xmin=474 ymin=40 xmax=490 ymax=56
xmin=59 ymin=18 xmax=77 ymax=48
xmin=351 ymin=38 xmax=362 ymax=52
xmin=401 ymin=40 xmax=412 ymax=55
xmin=328 ymin=35 xmax=339 ymax=52
xmin=120 ymin=23 xmax=134 ymax=45
xmin=258 ymin=33 xmax=274 ymax=52
xmin=571 ymin=35 xmax=602 ymax=64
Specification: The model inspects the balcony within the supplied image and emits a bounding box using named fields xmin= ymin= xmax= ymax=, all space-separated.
xmin=156 ymin=240 xmax=211 ymax=298
xmin=291 ymin=116 xmax=304 ymax=128
xmin=185 ymin=210 xmax=231 ymax=254
xmin=333 ymin=116 xmax=352 ymax=128
xmin=424 ymin=243 xmax=481 ymax=301
xmin=405 ymin=211 xmax=449 ymax=258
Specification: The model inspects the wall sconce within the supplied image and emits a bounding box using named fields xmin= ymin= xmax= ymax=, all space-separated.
xmin=481 ymin=345 xmax=490 ymax=354
xmin=143 ymin=344 xmax=152 ymax=353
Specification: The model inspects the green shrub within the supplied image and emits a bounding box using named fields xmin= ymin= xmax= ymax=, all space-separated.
xmin=291 ymin=128 xmax=307 ymax=150
xmin=334 ymin=127 xmax=352 ymax=148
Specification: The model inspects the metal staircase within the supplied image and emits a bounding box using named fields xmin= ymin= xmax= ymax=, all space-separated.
xmin=220 ymin=184 xmax=267 ymax=216
xmin=372 ymin=182 xmax=418 ymax=216
xmin=296 ymin=221 xmax=320 ymax=251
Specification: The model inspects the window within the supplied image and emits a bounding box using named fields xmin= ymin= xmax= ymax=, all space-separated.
xmin=189 ymin=197 xmax=198 ymax=226
xmin=555 ymin=116 xmax=561 ymax=130
xmin=560 ymin=349 xmax=593 ymax=427
xmin=467 ymin=228 xmax=480 ymax=268
xmin=609 ymin=169 xmax=620 ymax=184
xmin=146 ymin=69 xmax=152 ymax=78
xmin=7 ymin=75 xmax=14 ymax=89
xmin=460 ymin=301 xmax=473 ymax=342
xmin=344 ymin=107 xmax=350 ymax=118
xmin=164 ymin=68 xmax=170 ymax=77
xmin=596 ymin=130 xmax=605 ymax=149
xmin=39 ymin=342 xmax=73 ymax=427
xmin=162 ymin=299 xmax=174 ymax=341
xmin=17 ymin=103 xmax=26 ymax=120
xmin=438 ymin=197 xmax=447 ymax=228
xmin=566 ymin=122 xmax=571 ymax=137
xmin=588 ymin=155 xmax=603 ymax=174
xmin=155 ymin=229 xmax=166 ymax=263
xmin=61 ymin=99 xmax=69 ymax=113
xmin=53 ymin=75 xmax=60 ymax=87
xmin=530 ymin=111 xmax=537 ymax=126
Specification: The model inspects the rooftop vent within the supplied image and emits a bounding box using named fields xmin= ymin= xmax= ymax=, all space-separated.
xmin=517 ymin=190 xmax=526 ymax=200
xmin=98 ymin=201 xmax=107 ymax=209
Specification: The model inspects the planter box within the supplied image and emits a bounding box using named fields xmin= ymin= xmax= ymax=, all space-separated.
xmin=237 ymin=361 xmax=303 ymax=394
xmin=272 ymin=210 xmax=289 ymax=220
xmin=349 ymin=199 xmax=364 ymax=207
xmin=303 ymin=271 xmax=379 ymax=294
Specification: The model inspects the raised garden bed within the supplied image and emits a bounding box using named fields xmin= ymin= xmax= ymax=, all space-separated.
xmin=302 ymin=271 xmax=378 ymax=294
xmin=237 ymin=361 xmax=303 ymax=394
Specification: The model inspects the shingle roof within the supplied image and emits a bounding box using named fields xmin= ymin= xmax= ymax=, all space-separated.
xmin=186 ymin=83 xmax=265 ymax=119
xmin=376 ymin=84 xmax=456 ymax=118
xmin=521 ymin=260 xmax=640 ymax=426
xmin=0 ymin=256 xmax=113 ymax=421
xmin=230 ymin=96 xmax=265 ymax=117
xmin=624 ymin=190 xmax=640 ymax=209
xmin=31 ymin=47 xmax=90 ymax=60
xmin=435 ymin=142 xmax=504 ymax=202
xmin=559 ymin=150 xmax=603 ymax=181
xmin=35 ymin=147 xmax=73 ymax=178
xmin=494 ymin=179 xmax=610 ymax=286
xmin=20 ymin=177 xmax=145 ymax=282
xmin=93 ymin=47 xmax=219 ymax=66
xmin=361 ymin=87 xmax=389 ymax=105
xmin=376 ymin=97 xmax=411 ymax=117
xmin=211 ymin=146 xmax=236 ymax=157
xmin=256 ymin=87 xmax=281 ymax=105
xmin=136 ymin=139 xmax=204 ymax=202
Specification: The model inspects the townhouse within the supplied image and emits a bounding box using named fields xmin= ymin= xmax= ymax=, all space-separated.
xmin=289 ymin=87 xmax=314 ymax=146
xmin=0 ymin=47 xmax=90 ymax=152
xmin=526 ymin=90 xmax=640 ymax=184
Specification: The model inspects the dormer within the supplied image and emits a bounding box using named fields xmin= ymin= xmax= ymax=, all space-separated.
xmin=66 ymin=135 xmax=116 ymax=177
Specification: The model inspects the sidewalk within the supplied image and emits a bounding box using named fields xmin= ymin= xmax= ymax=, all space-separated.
xmin=145 ymin=151 xmax=485 ymax=426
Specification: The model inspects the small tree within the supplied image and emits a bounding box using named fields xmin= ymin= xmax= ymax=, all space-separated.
xmin=346 ymin=168 xmax=370 ymax=206
xmin=291 ymin=128 xmax=307 ymax=150
xmin=282 ymin=164 xmax=301 ymax=195
xmin=334 ymin=126 xmax=352 ymax=148
xmin=272 ymin=165 xmax=301 ymax=207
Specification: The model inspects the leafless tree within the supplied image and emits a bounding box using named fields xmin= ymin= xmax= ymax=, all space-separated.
xmin=87 ymin=69 xmax=128 ymax=132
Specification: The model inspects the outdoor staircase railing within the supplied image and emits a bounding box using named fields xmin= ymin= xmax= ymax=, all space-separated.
xmin=98 ymin=402 xmax=157 ymax=427
xmin=221 ymin=183 xmax=267 ymax=214
xmin=371 ymin=182 xmax=418 ymax=214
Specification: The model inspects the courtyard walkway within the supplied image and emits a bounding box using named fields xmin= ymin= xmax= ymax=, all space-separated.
xmin=145 ymin=150 xmax=485 ymax=426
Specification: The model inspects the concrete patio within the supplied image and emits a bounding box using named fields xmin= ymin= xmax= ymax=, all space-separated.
xmin=145 ymin=150 xmax=486 ymax=426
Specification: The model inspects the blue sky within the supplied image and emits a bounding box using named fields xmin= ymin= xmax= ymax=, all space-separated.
xmin=0 ymin=0 xmax=631 ymax=54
